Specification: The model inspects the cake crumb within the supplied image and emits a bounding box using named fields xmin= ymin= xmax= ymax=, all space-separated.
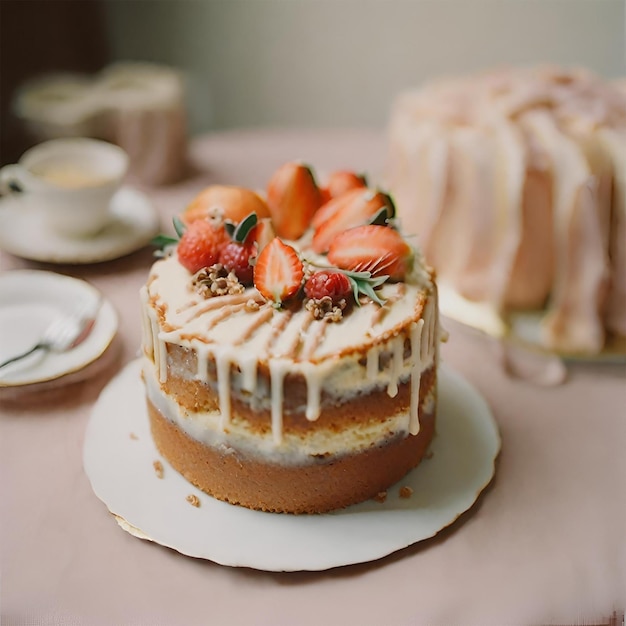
xmin=399 ymin=486 xmax=413 ymax=499
xmin=186 ymin=494 xmax=201 ymax=508
xmin=153 ymin=460 xmax=164 ymax=479
xmin=129 ymin=432 xmax=139 ymax=440
xmin=374 ymin=491 xmax=387 ymax=503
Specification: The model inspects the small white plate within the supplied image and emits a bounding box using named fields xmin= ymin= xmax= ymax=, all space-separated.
xmin=0 ymin=270 xmax=118 ymax=387
xmin=84 ymin=359 xmax=500 ymax=572
xmin=0 ymin=186 xmax=160 ymax=264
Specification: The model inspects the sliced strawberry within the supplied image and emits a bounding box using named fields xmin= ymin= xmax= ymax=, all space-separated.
xmin=323 ymin=170 xmax=367 ymax=200
xmin=304 ymin=270 xmax=352 ymax=303
xmin=311 ymin=189 xmax=395 ymax=254
xmin=311 ymin=187 xmax=363 ymax=230
xmin=266 ymin=162 xmax=323 ymax=240
xmin=177 ymin=220 xmax=228 ymax=274
xmin=327 ymin=225 xmax=413 ymax=281
xmin=253 ymin=237 xmax=304 ymax=304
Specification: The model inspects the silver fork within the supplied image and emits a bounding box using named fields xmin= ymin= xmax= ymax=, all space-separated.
xmin=0 ymin=298 xmax=102 ymax=370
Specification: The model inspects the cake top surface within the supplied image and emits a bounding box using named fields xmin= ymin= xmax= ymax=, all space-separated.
xmin=146 ymin=163 xmax=436 ymax=366
xmin=147 ymin=253 xmax=432 ymax=365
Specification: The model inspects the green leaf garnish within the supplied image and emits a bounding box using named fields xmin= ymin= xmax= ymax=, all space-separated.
xmin=369 ymin=206 xmax=390 ymax=226
xmin=225 ymin=212 xmax=258 ymax=243
xmin=378 ymin=189 xmax=396 ymax=219
xmin=151 ymin=215 xmax=186 ymax=254
xmin=224 ymin=221 xmax=236 ymax=239
xmin=234 ymin=212 xmax=258 ymax=243
xmin=346 ymin=271 xmax=389 ymax=306
xmin=151 ymin=234 xmax=179 ymax=248
xmin=173 ymin=216 xmax=186 ymax=238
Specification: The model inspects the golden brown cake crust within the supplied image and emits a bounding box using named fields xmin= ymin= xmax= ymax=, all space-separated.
xmin=147 ymin=387 xmax=437 ymax=515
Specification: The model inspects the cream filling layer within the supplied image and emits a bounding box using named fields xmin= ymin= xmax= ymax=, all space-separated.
xmin=144 ymin=357 xmax=434 ymax=465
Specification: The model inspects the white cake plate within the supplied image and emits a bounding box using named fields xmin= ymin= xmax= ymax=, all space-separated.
xmin=83 ymin=359 xmax=500 ymax=572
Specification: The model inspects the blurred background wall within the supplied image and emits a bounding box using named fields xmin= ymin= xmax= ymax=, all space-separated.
xmin=1 ymin=0 xmax=625 ymax=163
xmin=103 ymin=0 xmax=626 ymax=134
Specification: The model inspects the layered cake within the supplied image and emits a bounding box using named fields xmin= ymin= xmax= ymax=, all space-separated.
xmin=387 ymin=66 xmax=626 ymax=355
xmin=141 ymin=163 xmax=441 ymax=514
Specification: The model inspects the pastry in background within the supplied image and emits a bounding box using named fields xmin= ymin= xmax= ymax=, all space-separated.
xmin=387 ymin=66 xmax=626 ymax=355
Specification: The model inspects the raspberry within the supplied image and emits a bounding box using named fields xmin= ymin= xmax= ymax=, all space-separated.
xmin=304 ymin=270 xmax=351 ymax=303
xmin=177 ymin=220 xmax=228 ymax=274
xmin=219 ymin=240 xmax=257 ymax=285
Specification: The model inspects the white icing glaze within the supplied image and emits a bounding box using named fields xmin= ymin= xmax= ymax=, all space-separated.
xmin=213 ymin=346 xmax=234 ymax=431
xmin=300 ymin=362 xmax=323 ymax=421
xmin=269 ymin=358 xmax=288 ymax=444
xmin=409 ymin=319 xmax=425 ymax=435
xmin=196 ymin=344 xmax=209 ymax=381
xmin=143 ymin=251 xmax=438 ymax=446
xmin=386 ymin=335 xmax=404 ymax=398
xmin=366 ymin=346 xmax=379 ymax=381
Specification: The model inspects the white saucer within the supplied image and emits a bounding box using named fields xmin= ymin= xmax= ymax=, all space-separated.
xmin=0 ymin=270 xmax=118 ymax=387
xmin=0 ymin=186 xmax=160 ymax=264
xmin=83 ymin=359 xmax=500 ymax=572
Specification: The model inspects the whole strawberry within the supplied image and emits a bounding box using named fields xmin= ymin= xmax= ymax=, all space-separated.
xmin=304 ymin=270 xmax=351 ymax=304
xmin=177 ymin=219 xmax=228 ymax=274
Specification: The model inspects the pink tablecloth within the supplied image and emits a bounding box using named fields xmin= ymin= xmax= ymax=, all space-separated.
xmin=1 ymin=129 xmax=625 ymax=626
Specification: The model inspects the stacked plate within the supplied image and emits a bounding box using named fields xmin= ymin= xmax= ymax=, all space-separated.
xmin=0 ymin=270 xmax=118 ymax=395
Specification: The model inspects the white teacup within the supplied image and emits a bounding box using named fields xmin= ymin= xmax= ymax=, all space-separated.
xmin=0 ymin=138 xmax=129 ymax=237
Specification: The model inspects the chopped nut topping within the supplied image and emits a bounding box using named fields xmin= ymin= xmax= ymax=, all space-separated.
xmin=193 ymin=264 xmax=244 ymax=298
xmin=305 ymin=296 xmax=346 ymax=322
xmin=206 ymin=206 xmax=225 ymax=227
xmin=245 ymin=298 xmax=260 ymax=312
xmin=153 ymin=460 xmax=164 ymax=479
xmin=186 ymin=494 xmax=201 ymax=507
xmin=373 ymin=491 xmax=387 ymax=503
xmin=303 ymin=262 xmax=315 ymax=282
xmin=399 ymin=486 xmax=413 ymax=499
xmin=129 ymin=432 xmax=138 ymax=440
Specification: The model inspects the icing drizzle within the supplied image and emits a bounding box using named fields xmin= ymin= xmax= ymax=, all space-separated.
xmin=141 ymin=255 xmax=438 ymax=446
